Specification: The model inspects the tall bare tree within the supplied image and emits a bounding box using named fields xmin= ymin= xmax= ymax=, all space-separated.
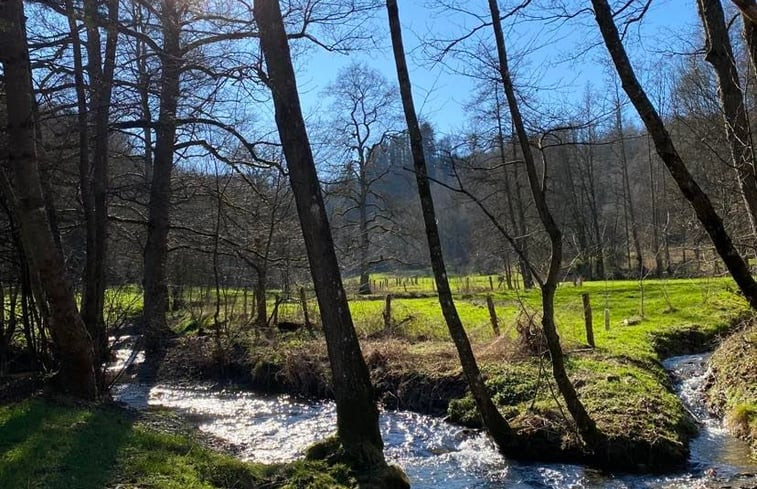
xmin=0 ymin=0 xmax=99 ymax=399
xmin=698 ymin=0 xmax=757 ymax=249
xmin=253 ymin=2 xmax=408 ymax=485
xmin=326 ymin=63 xmax=398 ymax=295
xmin=614 ymin=92 xmax=643 ymax=276
xmin=592 ymin=0 xmax=757 ymax=309
xmin=386 ymin=0 xmax=517 ymax=454
xmin=142 ymin=0 xmax=183 ymax=351
xmin=487 ymin=0 xmax=603 ymax=451
xmin=62 ymin=0 xmax=119 ymax=363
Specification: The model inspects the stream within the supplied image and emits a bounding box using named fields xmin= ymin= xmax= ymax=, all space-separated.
xmin=112 ymin=340 xmax=756 ymax=488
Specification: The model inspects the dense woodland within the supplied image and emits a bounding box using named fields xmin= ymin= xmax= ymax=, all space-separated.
xmin=2 ymin=0 xmax=757 ymax=484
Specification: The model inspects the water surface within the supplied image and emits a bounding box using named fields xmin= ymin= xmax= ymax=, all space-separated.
xmin=113 ymin=345 xmax=756 ymax=488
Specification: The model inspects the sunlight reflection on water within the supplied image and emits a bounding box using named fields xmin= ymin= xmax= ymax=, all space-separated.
xmin=112 ymin=351 xmax=757 ymax=489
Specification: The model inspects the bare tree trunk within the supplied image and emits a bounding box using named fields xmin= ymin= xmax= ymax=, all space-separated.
xmin=495 ymin=90 xmax=533 ymax=288
xmin=698 ymin=0 xmax=757 ymax=247
xmin=488 ymin=0 xmax=603 ymax=451
xmin=66 ymin=0 xmax=118 ymax=365
xmin=254 ymin=269 xmax=267 ymax=329
xmin=63 ymin=0 xmax=96 ymax=315
xmin=143 ymin=0 xmax=181 ymax=351
xmin=732 ymin=1 xmax=757 ymax=78
xmin=581 ymin=119 xmax=605 ymax=279
xmin=615 ymin=98 xmax=643 ymax=277
xmin=358 ymin=174 xmax=372 ymax=295
xmin=134 ymin=2 xmax=154 ymax=186
xmin=387 ymin=0 xmax=517 ymax=454
xmin=592 ymin=0 xmax=757 ymax=309
xmin=80 ymin=0 xmax=118 ymax=361
xmin=253 ymin=3 xmax=405 ymax=483
xmin=648 ymin=135 xmax=664 ymax=277
xmin=562 ymin=139 xmax=592 ymax=279
xmin=212 ymin=167 xmax=224 ymax=361
xmin=0 ymin=0 xmax=98 ymax=399
xmin=511 ymin=132 xmax=535 ymax=289
xmin=744 ymin=19 xmax=757 ymax=80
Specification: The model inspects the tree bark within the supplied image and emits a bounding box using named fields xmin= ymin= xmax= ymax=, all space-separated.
xmin=143 ymin=0 xmax=181 ymax=351
xmin=254 ymin=269 xmax=267 ymax=329
xmin=358 ymin=170 xmax=372 ymax=295
xmin=648 ymin=136 xmax=664 ymax=277
xmin=592 ymin=0 xmax=757 ymax=309
xmin=0 ymin=0 xmax=98 ymax=399
xmin=80 ymin=0 xmax=118 ymax=361
xmin=698 ymin=0 xmax=757 ymax=245
xmin=253 ymin=1 xmax=398 ymax=477
xmin=488 ymin=0 xmax=603 ymax=451
xmin=387 ymin=0 xmax=517 ymax=454
xmin=733 ymin=0 xmax=757 ymax=24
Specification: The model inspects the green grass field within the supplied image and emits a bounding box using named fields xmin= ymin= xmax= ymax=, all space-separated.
xmin=282 ymin=276 xmax=746 ymax=361
xmin=170 ymin=275 xmax=745 ymax=350
xmin=3 ymin=275 xmax=752 ymax=478
xmin=238 ymin=275 xmax=751 ymax=464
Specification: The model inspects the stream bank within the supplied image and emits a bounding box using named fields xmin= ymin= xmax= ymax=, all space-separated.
xmin=0 ymin=397 xmax=357 ymax=488
xmin=113 ymin=349 xmax=757 ymax=488
xmin=143 ymin=319 xmax=748 ymax=473
xmin=705 ymin=321 xmax=757 ymax=458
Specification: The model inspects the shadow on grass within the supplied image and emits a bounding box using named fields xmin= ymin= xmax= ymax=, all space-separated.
xmin=0 ymin=400 xmax=133 ymax=489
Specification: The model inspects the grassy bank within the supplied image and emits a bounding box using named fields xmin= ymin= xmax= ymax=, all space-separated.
xmin=156 ymin=277 xmax=750 ymax=471
xmin=707 ymin=321 xmax=757 ymax=459
xmin=0 ymin=398 xmax=353 ymax=489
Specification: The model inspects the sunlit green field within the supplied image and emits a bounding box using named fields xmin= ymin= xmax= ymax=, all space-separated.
xmin=345 ymin=277 xmax=745 ymax=359
xmin=166 ymin=276 xmax=747 ymax=366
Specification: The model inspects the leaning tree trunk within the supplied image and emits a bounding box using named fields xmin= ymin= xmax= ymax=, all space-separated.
xmin=386 ymin=0 xmax=517 ymax=454
xmin=592 ymin=0 xmax=757 ymax=309
xmin=698 ymin=0 xmax=757 ymax=247
xmin=143 ymin=0 xmax=181 ymax=351
xmin=0 ymin=0 xmax=98 ymax=399
xmin=253 ymin=3 xmax=406 ymax=485
xmin=488 ymin=0 xmax=603 ymax=451
xmin=732 ymin=1 xmax=757 ymax=78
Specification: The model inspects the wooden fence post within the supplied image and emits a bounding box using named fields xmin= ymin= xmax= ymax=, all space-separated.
xmin=604 ymin=307 xmax=610 ymax=331
xmin=271 ymin=294 xmax=280 ymax=327
xmin=489 ymin=275 xmax=494 ymax=291
xmin=300 ymin=287 xmax=312 ymax=331
xmin=486 ymin=295 xmax=500 ymax=336
xmin=582 ymin=292 xmax=595 ymax=347
xmin=383 ymin=294 xmax=392 ymax=332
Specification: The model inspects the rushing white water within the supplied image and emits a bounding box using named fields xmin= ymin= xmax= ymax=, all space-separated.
xmin=113 ymin=347 xmax=757 ymax=488
xmin=662 ymin=354 xmax=754 ymax=476
xmin=106 ymin=335 xmax=144 ymax=376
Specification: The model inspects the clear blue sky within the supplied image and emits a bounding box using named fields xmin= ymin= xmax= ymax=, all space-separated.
xmin=294 ymin=0 xmax=699 ymax=135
